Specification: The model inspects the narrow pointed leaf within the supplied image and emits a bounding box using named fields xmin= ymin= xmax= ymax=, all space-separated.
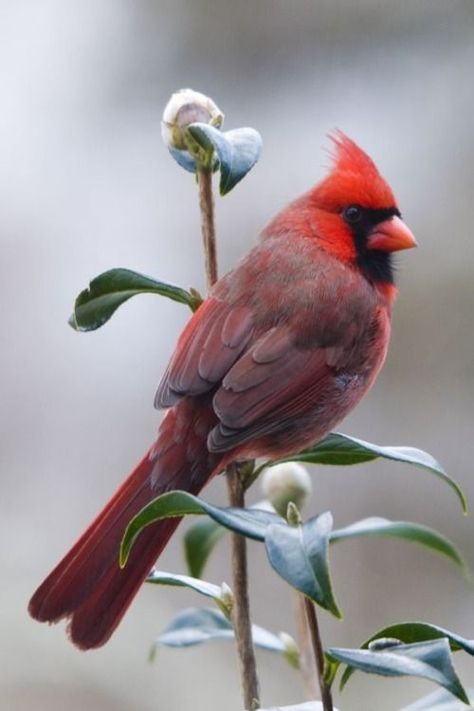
xmin=120 ymin=490 xmax=281 ymax=566
xmin=274 ymin=433 xmax=467 ymax=515
xmin=146 ymin=570 xmax=222 ymax=601
xmin=328 ymin=639 xmax=469 ymax=704
xmin=264 ymin=513 xmax=341 ymax=618
xmin=146 ymin=569 xmax=232 ymax=616
xmin=183 ymin=499 xmax=273 ymax=578
xmin=183 ymin=517 xmax=227 ymax=578
xmin=330 ymin=517 xmax=467 ymax=573
xmin=187 ymin=123 xmax=262 ymax=195
xmin=69 ymin=268 xmax=201 ymax=331
xmin=152 ymin=607 xmax=292 ymax=664
xmin=340 ymin=622 xmax=474 ymax=689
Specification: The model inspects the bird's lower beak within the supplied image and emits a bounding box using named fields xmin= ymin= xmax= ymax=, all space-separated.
xmin=367 ymin=216 xmax=418 ymax=252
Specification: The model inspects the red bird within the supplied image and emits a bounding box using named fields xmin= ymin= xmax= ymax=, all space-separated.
xmin=29 ymin=132 xmax=417 ymax=649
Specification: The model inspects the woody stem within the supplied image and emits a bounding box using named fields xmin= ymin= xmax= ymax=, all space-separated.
xmin=196 ymin=167 xmax=260 ymax=710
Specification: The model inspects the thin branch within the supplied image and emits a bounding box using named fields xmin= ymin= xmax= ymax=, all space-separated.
xmin=294 ymin=591 xmax=319 ymax=700
xmin=197 ymin=169 xmax=218 ymax=290
xmin=304 ymin=597 xmax=333 ymax=711
xmin=227 ymin=463 xmax=260 ymax=710
xmin=195 ymin=167 xmax=260 ymax=710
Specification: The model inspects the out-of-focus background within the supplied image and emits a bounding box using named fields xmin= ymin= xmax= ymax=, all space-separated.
xmin=1 ymin=1 xmax=474 ymax=709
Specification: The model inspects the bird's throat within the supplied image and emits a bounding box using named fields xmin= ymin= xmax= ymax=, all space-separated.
xmin=356 ymin=249 xmax=394 ymax=286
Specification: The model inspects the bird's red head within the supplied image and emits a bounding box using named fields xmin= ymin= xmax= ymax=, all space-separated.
xmin=316 ymin=130 xmax=396 ymax=211
xmin=263 ymin=131 xmax=417 ymax=288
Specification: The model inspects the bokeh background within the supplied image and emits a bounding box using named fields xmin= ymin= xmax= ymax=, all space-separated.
xmin=1 ymin=1 xmax=474 ymax=709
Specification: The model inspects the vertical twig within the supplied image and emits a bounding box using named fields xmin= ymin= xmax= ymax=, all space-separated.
xmin=196 ymin=167 xmax=260 ymax=710
xmin=293 ymin=591 xmax=319 ymax=700
xmin=227 ymin=463 xmax=260 ymax=710
xmin=197 ymin=169 xmax=218 ymax=290
xmin=304 ymin=597 xmax=333 ymax=711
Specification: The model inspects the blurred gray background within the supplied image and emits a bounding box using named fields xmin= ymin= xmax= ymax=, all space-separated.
xmin=1 ymin=1 xmax=474 ymax=709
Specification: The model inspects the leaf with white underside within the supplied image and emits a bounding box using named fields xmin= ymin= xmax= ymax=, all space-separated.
xmin=187 ymin=123 xmax=262 ymax=195
xmin=339 ymin=622 xmax=474 ymax=689
xmin=183 ymin=500 xmax=274 ymax=578
xmin=328 ymin=639 xmax=469 ymax=704
xmin=146 ymin=570 xmax=232 ymax=617
xmin=150 ymin=607 xmax=297 ymax=668
xmin=265 ymin=513 xmax=341 ymax=618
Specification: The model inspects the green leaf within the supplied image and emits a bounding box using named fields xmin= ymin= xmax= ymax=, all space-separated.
xmin=187 ymin=123 xmax=262 ymax=195
xmin=340 ymin=622 xmax=474 ymax=689
xmin=182 ymin=499 xmax=273 ymax=578
xmin=328 ymin=639 xmax=469 ymax=704
xmin=331 ymin=517 xmax=468 ymax=574
xmin=168 ymin=146 xmax=199 ymax=173
xmin=120 ymin=490 xmax=281 ymax=567
xmin=264 ymin=513 xmax=341 ymax=618
xmin=274 ymin=432 xmax=467 ymax=515
xmin=146 ymin=569 xmax=233 ymax=617
xmin=151 ymin=607 xmax=296 ymax=666
xmin=69 ymin=268 xmax=201 ymax=331
xmin=402 ymin=687 xmax=474 ymax=710
xmin=183 ymin=517 xmax=227 ymax=579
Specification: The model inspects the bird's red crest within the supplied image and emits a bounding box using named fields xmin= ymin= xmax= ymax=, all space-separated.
xmin=314 ymin=131 xmax=397 ymax=211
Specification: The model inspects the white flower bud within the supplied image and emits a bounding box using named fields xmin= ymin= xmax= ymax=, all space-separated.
xmin=260 ymin=462 xmax=312 ymax=518
xmin=219 ymin=582 xmax=234 ymax=615
xmin=161 ymin=88 xmax=224 ymax=150
xmin=278 ymin=631 xmax=300 ymax=669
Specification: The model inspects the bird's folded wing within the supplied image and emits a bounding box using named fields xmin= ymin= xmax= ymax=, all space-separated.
xmin=208 ymin=326 xmax=336 ymax=452
xmin=154 ymin=297 xmax=254 ymax=407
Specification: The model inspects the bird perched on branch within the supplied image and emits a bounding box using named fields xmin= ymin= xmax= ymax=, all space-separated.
xmin=29 ymin=132 xmax=417 ymax=649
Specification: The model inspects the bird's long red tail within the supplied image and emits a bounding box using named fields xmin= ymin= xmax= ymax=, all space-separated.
xmin=28 ymin=396 xmax=221 ymax=650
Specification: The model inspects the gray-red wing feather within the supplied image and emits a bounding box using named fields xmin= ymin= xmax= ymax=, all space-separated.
xmin=209 ymin=328 xmax=334 ymax=451
xmin=155 ymin=298 xmax=254 ymax=407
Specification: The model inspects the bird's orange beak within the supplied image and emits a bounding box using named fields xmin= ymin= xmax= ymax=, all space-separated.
xmin=367 ymin=216 xmax=418 ymax=252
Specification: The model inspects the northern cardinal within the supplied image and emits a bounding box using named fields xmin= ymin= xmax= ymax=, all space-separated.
xmin=29 ymin=132 xmax=417 ymax=649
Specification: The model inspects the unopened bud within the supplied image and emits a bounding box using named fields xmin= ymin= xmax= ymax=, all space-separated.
xmin=161 ymin=88 xmax=224 ymax=151
xmin=278 ymin=632 xmax=300 ymax=669
xmin=286 ymin=501 xmax=302 ymax=526
xmin=261 ymin=462 xmax=312 ymax=518
xmin=219 ymin=582 xmax=234 ymax=617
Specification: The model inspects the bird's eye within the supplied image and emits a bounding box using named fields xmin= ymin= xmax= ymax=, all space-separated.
xmin=343 ymin=205 xmax=363 ymax=224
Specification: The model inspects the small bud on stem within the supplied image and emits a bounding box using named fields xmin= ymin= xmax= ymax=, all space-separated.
xmin=162 ymin=88 xmax=224 ymax=166
xmin=261 ymin=461 xmax=312 ymax=518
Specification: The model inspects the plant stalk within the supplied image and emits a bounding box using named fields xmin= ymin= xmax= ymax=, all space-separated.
xmin=197 ymin=169 xmax=218 ymax=290
xmin=227 ymin=463 xmax=260 ymax=709
xmin=304 ymin=596 xmax=333 ymax=711
xmin=294 ymin=591 xmax=319 ymax=700
xmin=195 ymin=166 xmax=260 ymax=710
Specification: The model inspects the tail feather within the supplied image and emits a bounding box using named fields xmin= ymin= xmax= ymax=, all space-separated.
xmin=29 ymin=397 xmax=221 ymax=649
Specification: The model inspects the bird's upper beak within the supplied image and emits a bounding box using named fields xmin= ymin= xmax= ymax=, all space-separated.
xmin=366 ymin=216 xmax=418 ymax=252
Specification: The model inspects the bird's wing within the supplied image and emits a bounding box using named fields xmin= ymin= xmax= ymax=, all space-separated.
xmin=207 ymin=324 xmax=345 ymax=452
xmin=155 ymin=296 xmax=254 ymax=408
xmin=155 ymin=239 xmax=381 ymax=453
